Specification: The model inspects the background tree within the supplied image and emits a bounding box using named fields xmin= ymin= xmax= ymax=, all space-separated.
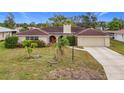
xmin=4 ymin=13 xmax=16 ymax=29
xmin=41 ymin=21 xmax=49 ymax=28
xmin=81 ymin=12 xmax=97 ymax=28
xmin=49 ymin=15 xmax=67 ymax=26
xmin=98 ymin=21 xmax=107 ymax=31
xmin=29 ymin=22 xmax=36 ymax=27
xmin=20 ymin=23 xmax=29 ymax=31
xmin=108 ymin=18 xmax=122 ymax=30
xmin=70 ymin=12 xmax=97 ymax=28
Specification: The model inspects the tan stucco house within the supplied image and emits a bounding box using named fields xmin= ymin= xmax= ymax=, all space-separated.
xmin=0 ymin=27 xmax=17 ymax=40
xmin=17 ymin=25 xmax=110 ymax=47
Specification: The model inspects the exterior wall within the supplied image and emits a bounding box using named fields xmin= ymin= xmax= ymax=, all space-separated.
xmin=18 ymin=36 xmax=25 ymax=43
xmin=0 ymin=32 xmax=4 ymax=40
xmin=0 ymin=32 xmax=12 ymax=40
xmin=39 ymin=36 xmax=49 ymax=44
xmin=104 ymin=37 xmax=110 ymax=47
xmin=77 ymin=36 xmax=110 ymax=47
xmin=18 ymin=35 xmax=49 ymax=44
xmin=114 ymin=34 xmax=124 ymax=42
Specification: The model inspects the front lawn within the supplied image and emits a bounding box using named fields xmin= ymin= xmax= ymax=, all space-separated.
xmin=109 ymin=39 xmax=124 ymax=55
xmin=0 ymin=42 xmax=107 ymax=80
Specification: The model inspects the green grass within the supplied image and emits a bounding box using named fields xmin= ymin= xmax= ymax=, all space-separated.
xmin=109 ymin=39 xmax=124 ymax=55
xmin=0 ymin=42 xmax=107 ymax=80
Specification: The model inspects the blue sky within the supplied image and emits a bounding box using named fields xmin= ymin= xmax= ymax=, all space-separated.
xmin=0 ymin=12 xmax=124 ymax=23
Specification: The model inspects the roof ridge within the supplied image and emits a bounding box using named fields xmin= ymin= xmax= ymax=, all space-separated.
xmin=35 ymin=28 xmax=49 ymax=35
xmin=77 ymin=28 xmax=92 ymax=35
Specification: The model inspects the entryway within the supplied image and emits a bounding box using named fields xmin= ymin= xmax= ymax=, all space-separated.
xmin=49 ymin=35 xmax=56 ymax=43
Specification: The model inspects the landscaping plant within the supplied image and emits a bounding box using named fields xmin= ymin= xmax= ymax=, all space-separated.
xmin=22 ymin=40 xmax=37 ymax=58
xmin=5 ymin=36 xmax=18 ymax=48
xmin=55 ymin=36 xmax=69 ymax=61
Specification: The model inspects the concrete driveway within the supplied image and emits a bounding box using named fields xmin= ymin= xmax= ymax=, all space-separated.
xmin=84 ymin=47 xmax=124 ymax=80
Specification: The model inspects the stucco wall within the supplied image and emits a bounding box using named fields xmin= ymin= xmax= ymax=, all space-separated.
xmin=0 ymin=32 xmax=4 ymax=40
xmin=0 ymin=32 xmax=12 ymax=40
xmin=114 ymin=34 xmax=124 ymax=42
xmin=104 ymin=37 xmax=110 ymax=47
xmin=77 ymin=36 xmax=110 ymax=47
xmin=39 ymin=36 xmax=49 ymax=43
xmin=18 ymin=35 xmax=49 ymax=44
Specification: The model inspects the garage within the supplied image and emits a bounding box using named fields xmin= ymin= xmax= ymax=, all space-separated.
xmin=77 ymin=28 xmax=110 ymax=47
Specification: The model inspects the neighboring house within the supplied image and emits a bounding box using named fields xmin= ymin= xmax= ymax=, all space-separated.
xmin=102 ymin=31 xmax=116 ymax=39
xmin=114 ymin=29 xmax=124 ymax=42
xmin=17 ymin=25 xmax=110 ymax=47
xmin=0 ymin=27 xmax=17 ymax=40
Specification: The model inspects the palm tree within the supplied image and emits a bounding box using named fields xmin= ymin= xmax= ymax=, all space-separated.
xmin=55 ymin=36 xmax=69 ymax=61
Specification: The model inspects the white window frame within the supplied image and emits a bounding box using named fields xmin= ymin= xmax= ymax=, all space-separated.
xmin=26 ymin=36 xmax=39 ymax=40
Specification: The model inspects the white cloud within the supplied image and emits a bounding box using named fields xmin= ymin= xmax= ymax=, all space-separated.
xmin=19 ymin=12 xmax=31 ymax=23
xmin=98 ymin=12 xmax=109 ymax=17
xmin=20 ymin=12 xmax=30 ymax=19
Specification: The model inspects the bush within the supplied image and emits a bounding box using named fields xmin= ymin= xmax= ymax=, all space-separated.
xmin=66 ymin=36 xmax=76 ymax=46
xmin=5 ymin=36 xmax=18 ymax=48
xmin=31 ymin=43 xmax=38 ymax=48
xmin=22 ymin=40 xmax=32 ymax=47
xmin=31 ymin=40 xmax=46 ymax=47
xmin=17 ymin=43 xmax=23 ymax=48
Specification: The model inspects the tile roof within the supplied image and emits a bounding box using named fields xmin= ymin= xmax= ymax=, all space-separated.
xmin=17 ymin=27 xmax=107 ymax=36
xmin=77 ymin=28 xmax=106 ymax=36
xmin=114 ymin=29 xmax=124 ymax=34
xmin=17 ymin=28 xmax=49 ymax=35
xmin=41 ymin=27 xmax=85 ymax=35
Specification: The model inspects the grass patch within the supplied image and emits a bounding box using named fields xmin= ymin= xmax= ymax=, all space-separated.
xmin=109 ymin=39 xmax=124 ymax=55
xmin=0 ymin=42 xmax=107 ymax=80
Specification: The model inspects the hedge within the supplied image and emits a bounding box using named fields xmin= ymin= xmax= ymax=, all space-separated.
xmin=66 ymin=36 xmax=76 ymax=46
xmin=5 ymin=36 xmax=18 ymax=48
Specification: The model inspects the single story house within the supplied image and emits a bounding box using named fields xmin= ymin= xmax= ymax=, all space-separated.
xmin=17 ymin=25 xmax=110 ymax=47
xmin=0 ymin=27 xmax=17 ymax=40
xmin=113 ymin=29 xmax=124 ymax=42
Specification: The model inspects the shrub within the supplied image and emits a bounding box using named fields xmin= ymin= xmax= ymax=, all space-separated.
xmin=31 ymin=43 xmax=38 ymax=48
xmin=66 ymin=36 xmax=76 ymax=46
xmin=22 ymin=40 xmax=32 ymax=47
xmin=16 ymin=43 xmax=23 ymax=48
xmin=5 ymin=36 xmax=18 ymax=48
xmin=31 ymin=40 xmax=46 ymax=47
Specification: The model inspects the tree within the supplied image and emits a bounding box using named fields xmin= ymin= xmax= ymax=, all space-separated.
xmin=98 ymin=21 xmax=107 ymax=31
xmin=108 ymin=18 xmax=122 ymax=30
xmin=81 ymin=12 xmax=97 ymax=28
xmin=49 ymin=15 xmax=67 ymax=26
xmin=4 ymin=13 xmax=16 ymax=29
xmin=41 ymin=21 xmax=49 ymax=28
xmin=70 ymin=12 xmax=98 ymax=28
xmin=55 ymin=36 xmax=69 ymax=61
xmin=20 ymin=23 xmax=29 ymax=31
xmin=30 ymin=22 xmax=36 ymax=27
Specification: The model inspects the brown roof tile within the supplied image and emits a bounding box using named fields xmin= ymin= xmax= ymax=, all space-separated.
xmin=41 ymin=27 xmax=85 ymax=35
xmin=18 ymin=28 xmax=49 ymax=35
xmin=77 ymin=28 xmax=106 ymax=36
xmin=114 ymin=29 xmax=124 ymax=34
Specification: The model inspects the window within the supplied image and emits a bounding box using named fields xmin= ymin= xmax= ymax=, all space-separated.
xmin=26 ymin=36 xmax=39 ymax=40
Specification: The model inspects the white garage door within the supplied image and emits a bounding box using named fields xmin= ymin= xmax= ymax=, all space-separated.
xmin=77 ymin=37 xmax=105 ymax=47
